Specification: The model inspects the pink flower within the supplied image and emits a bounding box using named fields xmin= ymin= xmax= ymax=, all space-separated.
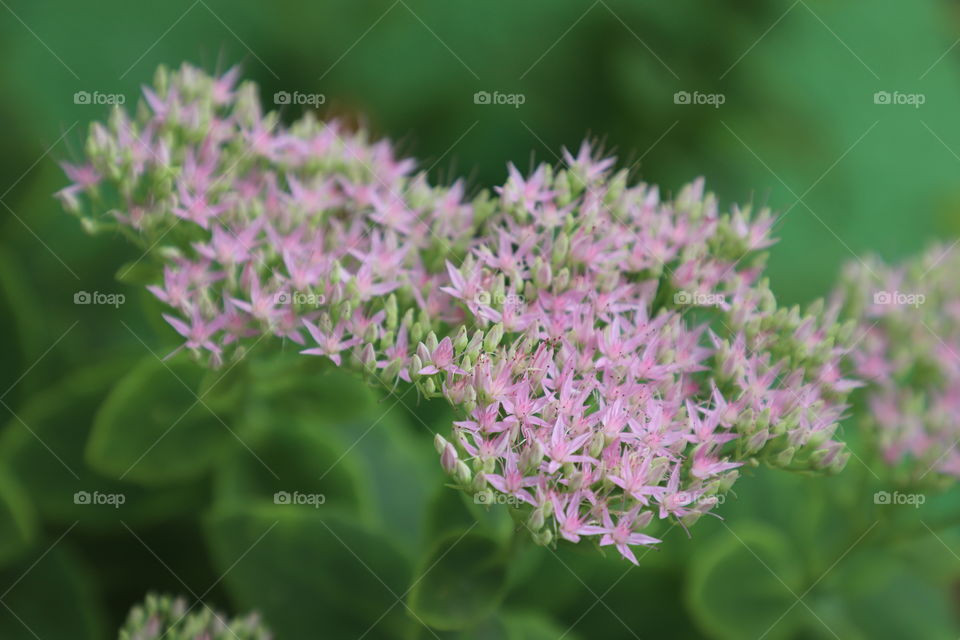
xmin=582 ymin=507 xmax=660 ymax=565
xmin=301 ymin=320 xmax=359 ymax=367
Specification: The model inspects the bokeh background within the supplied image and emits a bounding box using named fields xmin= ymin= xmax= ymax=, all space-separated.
xmin=1 ymin=1 xmax=960 ymax=638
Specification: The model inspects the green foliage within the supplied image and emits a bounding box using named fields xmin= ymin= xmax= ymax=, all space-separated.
xmin=86 ymin=354 xmax=242 ymax=484
xmin=687 ymin=521 xmax=804 ymax=640
xmin=408 ymin=532 xmax=510 ymax=630
xmin=206 ymin=506 xmax=413 ymax=638
xmin=0 ymin=546 xmax=105 ymax=639
xmin=0 ymin=469 xmax=35 ymax=567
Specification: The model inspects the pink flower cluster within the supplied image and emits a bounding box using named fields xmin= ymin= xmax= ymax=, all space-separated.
xmin=58 ymin=64 xmax=474 ymax=373
xmin=61 ymin=64 xmax=856 ymax=563
xmin=836 ymin=247 xmax=960 ymax=481
xmin=428 ymin=154 xmax=854 ymax=561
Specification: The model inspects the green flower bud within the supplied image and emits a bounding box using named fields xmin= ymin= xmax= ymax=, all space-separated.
xmin=484 ymin=323 xmax=504 ymax=352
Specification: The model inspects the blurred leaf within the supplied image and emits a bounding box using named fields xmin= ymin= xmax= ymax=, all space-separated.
xmin=408 ymin=532 xmax=509 ymax=631
xmin=0 ymin=545 xmax=105 ymax=639
xmin=0 ymin=242 xmax=67 ymax=409
xmin=0 ymin=468 xmax=35 ymax=567
xmin=86 ymin=354 xmax=240 ymax=484
xmin=0 ymin=359 xmax=208 ymax=529
xmin=114 ymin=260 xmax=162 ymax=287
xmin=205 ymin=505 xmax=412 ymax=638
xmin=687 ymin=521 xmax=804 ymax=640
xmin=245 ymin=356 xmax=440 ymax=552
xmin=424 ymin=485 xmax=516 ymax=547
xmin=501 ymin=611 xmax=579 ymax=640
xmin=813 ymin=551 xmax=959 ymax=640
xmin=419 ymin=610 xmax=578 ymax=640
xmin=342 ymin=403 xmax=438 ymax=554
xmin=213 ymin=411 xmax=372 ymax=519
xmin=246 ymin=352 xmax=378 ymax=422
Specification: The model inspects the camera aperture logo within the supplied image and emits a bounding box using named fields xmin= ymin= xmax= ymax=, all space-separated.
xmin=674 ymin=91 xmax=725 ymax=108
xmin=474 ymin=90 xmax=525 ymax=108
xmin=873 ymin=91 xmax=925 ymax=108
xmin=74 ymin=490 xmax=125 ymax=508
xmin=274 ymin=91 xmax=326 ymax=106
xmin=874 ymin=490 xmax=925 ymax=508
xmin=273 ymin=490 xmax=326 ymax=508
xmin=74 ymin=90 xmax=126 ymax=105
xmin=74 ymin=290 xmax=125 ymax=308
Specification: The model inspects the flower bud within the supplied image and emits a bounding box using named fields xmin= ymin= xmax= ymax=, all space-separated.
xmin=520 ymin=441 xmax=544 ymax=472
xmin=472 ymin=471 xmax=489 ymax=494
xmin=589 ymin=431 xmax=606 ymax=458
xmin=552 ymin=233 xmax=570 ymax=267
xmin=385 ymin=294 xmax=398 ymax=330
xmin=528 ymin=507 xmax=546 ymax=531
xmin=409 ymin=355 xmax=423 ymax=378
xmin=454 ymin=325 xmax=469 ymax=352
xmin=454 ymin=460 xmax=472 ymax=485
xmin=775 ymin=446 xmax=796 ymax=467
xmin=531 ymin=529 xmax=553 ymax=546
xmin=434 ymin=433 xmax=449 ymax=455
xmin=440 ymin=443 xmax=458 ymax=473
xmin=534 ymin=258 xmax=552 ymax=288
xmin=484 ymin=323 xmax=504 ymax=352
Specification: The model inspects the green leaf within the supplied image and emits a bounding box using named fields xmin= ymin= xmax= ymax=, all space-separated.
xmin=114 ymin=259 xmax=162 ymax=286
xmin=687 ymin=521 xmax=804 ymax=640
xmin=205 ymin=505 xmax=412 ymax=638
xmin=408 ymin=532 xmax=509 ymax=631
xmin=86 ymin=353 xmax=241 ymax=484
xmin=0 ymin=468 xmax=35 ymax=567
xmin=213 ymin=411 xmax=372 ymax=519
xmin=0 ymin=545 xmax=105 ymax=639
xmin=812 ymin=552 xmax=959 ymax=640
xmin=243 ymin=357 xmax=441 ymax=552
xmin=1 ymin=360 xmax=209 ymax=529
xmin=339 ymin=406 xmax=438 ymax=553
xmin=245 ymin=352 xmax=379 ymax=423
xmin=501 ymin=612 xmax=579 ymax=640
xmin=424 ymin=485 xmax=516 ymax=547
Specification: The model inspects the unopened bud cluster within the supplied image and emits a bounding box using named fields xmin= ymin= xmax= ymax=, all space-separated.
xmin=119 ymin=593 xmax=271 ymax=640
xmin=835 ymin=246 xmax=960 ymax=481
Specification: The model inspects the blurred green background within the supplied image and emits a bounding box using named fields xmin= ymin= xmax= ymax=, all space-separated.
xmin=2 ymin=0 xmax=960 ymax=638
